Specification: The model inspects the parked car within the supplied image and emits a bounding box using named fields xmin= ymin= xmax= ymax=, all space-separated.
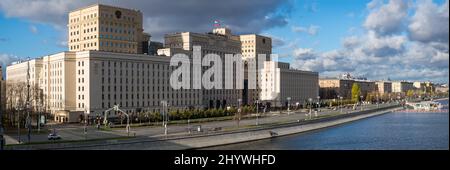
xmin=48 ymin=133 xmax=61 ymax=140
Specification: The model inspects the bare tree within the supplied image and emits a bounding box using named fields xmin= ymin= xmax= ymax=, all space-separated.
xmin=4 ymin=81 xmax=47 ymax=127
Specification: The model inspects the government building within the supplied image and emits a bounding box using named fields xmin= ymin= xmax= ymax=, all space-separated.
xmin=6 ymin=4 xmax=319 ymax=123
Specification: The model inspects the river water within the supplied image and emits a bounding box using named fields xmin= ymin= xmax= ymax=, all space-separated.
xmin=206 ymin=99 xmax=449 ymax=150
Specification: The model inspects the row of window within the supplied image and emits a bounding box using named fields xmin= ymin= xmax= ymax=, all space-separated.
xmin=69 ymin=42 xmax=97 ymax=50
xmin=101 ymin=99 xmax=200 ymax=109
xmin=99 ymin=41 xmax=135 ymax=49
xmin=99 ymin=34 xmax=134 ymax=41
xmin=101 ymin=67 xmax=167 ymax=76
xmin=100 ymin=26 xmax=135 ymax=35
xmin=69 ymin=21 xmax=96 ymax=29
xmin=69 ymin=13 xmax=98 ymax=23
xmin=101 ymin=92 xmax=200 ymax=100
xmin=100 ymin=21 xmax=136 ymax=28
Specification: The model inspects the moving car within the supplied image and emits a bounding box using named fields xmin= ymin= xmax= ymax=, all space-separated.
xmin=48 ymin=133 xmax=61 ymax=140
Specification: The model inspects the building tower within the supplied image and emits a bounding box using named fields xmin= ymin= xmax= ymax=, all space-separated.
xmin=68 ymin=4 xmax=150 ymax=54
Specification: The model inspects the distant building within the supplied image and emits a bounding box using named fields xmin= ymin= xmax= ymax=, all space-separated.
xmin=358 ymin=81 xmax=376 ymax=97
xmin=375 ymin=81 xmax=392 ymax=94
xmin=260 ymin=61 xmax=318 ymax=107
xmin=319 ymin=78 xmax=376 ymax=99
xmin=414 ymin=81 xmax=435 ymax=93
xmin=413 ymin=82 xmax=426 ymax=92
xmin=319 ymin=78 xmax=354 ymax=99
xmin=435 ymin=84 xmax=449 ymax=93
xmin=424 ymin=82 xmax=435 ymax=93
xmin=148 ymin=41 xmax=164 ymax=55
xmin=392 ymin=81 xmax=414 ymax=93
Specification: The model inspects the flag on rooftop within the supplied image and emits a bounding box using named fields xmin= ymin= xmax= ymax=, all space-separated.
xmin=214 ymin=20 xmax=221 ymax=27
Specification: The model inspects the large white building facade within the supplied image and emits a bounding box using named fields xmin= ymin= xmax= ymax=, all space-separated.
xmin=163 ymin=28 xmax=244 ymax=108
xmin=260 ymin=61 xmax=319 ymax=107
xmin=6 ymin=51 xmax=203 ymax=122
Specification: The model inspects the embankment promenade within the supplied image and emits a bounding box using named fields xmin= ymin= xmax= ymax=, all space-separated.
xmin=7 ymin=104 xmax=402 ymax=150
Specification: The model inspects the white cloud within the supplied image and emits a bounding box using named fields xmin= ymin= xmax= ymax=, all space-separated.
xmin=0 ymin=53 xmax=18 ymax=70
xmin=29 ymin=25 xmax=38 ymax=34
xmin=292 ymin=25 xmax=320 ymax=36
xmin=293 ymin=48 xmax=314 ymax=58
xmin=261 ymin=33 xmax=286 ymax=48
xmin=342 ymin=36 xmax=361 ymax=49
xmin=0 ymin=0 xmax=290 ymax=41
xmin=364 ymin=0 xmax=408 ymax=35
xmin=362 ymin=31 xmax=407 ymax=57
xmin=408 ymin=0 xmax=449 ymax=44
xmin=291 ymin=0 xmax=449 ymax=83
xmin=367 ymin=0 xmax=383 ymax=9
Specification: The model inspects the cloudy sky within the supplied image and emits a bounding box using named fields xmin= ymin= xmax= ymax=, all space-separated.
xmin=0 ymin=0 xmax=448 ymax=83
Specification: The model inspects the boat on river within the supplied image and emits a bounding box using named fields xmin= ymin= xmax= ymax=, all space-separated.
xmin=405 ymin=101 xmax=443 ymax=111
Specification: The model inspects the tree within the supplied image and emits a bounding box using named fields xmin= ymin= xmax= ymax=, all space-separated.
xmin=406 ymin=90 xmax=414 ymax=99
xmin=365 ymin=92 xmax=374 ymax=102
xmin=351 ymin=83 xmax=361 ymax=103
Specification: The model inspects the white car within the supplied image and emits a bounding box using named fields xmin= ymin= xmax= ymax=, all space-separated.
xmin=47 ymin=133 xmax=62 ymax=140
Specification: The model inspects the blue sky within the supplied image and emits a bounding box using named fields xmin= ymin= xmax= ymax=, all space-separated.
xmin=0 ymin=0 xmax=448 ymax=83
xmin=0 ymin=0 xmax=368 ymax=58
xmin=0 ymin=16 xmax=66 ymax=57
xmin=267 ymin=0 xmax=368 ymax=52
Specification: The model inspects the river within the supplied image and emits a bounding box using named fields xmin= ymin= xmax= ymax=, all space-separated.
xmin=205 ymin=99 xmax=449 ymax=150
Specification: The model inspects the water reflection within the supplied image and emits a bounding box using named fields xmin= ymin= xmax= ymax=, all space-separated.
xmin=205 ymin=99 xmax=449 ymax=150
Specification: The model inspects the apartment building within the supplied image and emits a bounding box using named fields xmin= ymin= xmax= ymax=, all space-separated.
xmin=392 ymin=81 xmax=414 ymax=93
xmin=375 ymin=81 xmax=392 ymax=94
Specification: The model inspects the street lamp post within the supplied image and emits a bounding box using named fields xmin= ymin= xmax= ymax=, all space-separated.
xmin=255 ymin=100 xmax=259 ymax=126
xmin=287 ymin=97 xmax=291 ymax=115
xmin=316 ymin=96 xmax=320 ymax=108
xmin=15 ymin=104 xmax=21 ymax=144
xmin=84 ymin=109 xmax=87 ymax=140
xmin=388 ymin=93 xmax=392 ymax=103
xmin=376 ymin=94 xmax=379 ymax=108
xmin=316 ymin=96 xmax=320 ymax=117
xmin=339 ymin=96 xmax=343 ymax=114
xmin=187 ymin=119 xmax=190 ymax=134
xmin=237 ymin=99 xmax=242 ymax=128
xmin=37 ymin=103 xmax=42 ymax=134
xmin=308 ymin=98 xmax=312 ymax=119
xmin=360 ymin=95 xmax=364 ymax=111
xmin=161 ymin=101 xmax=168 ymax=136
